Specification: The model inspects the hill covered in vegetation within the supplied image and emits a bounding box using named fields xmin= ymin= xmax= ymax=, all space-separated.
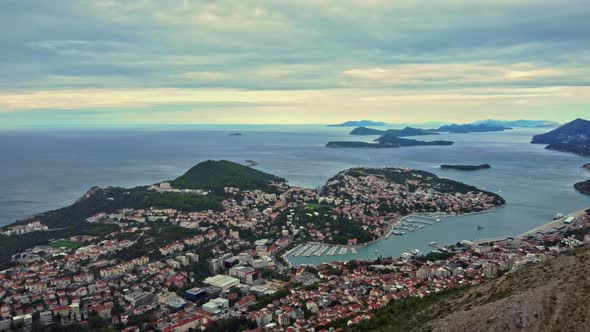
xmin=0 ymin=160 xmax=280 ymax=269
xmin=171 ymin=160 xmax=285 ymax=191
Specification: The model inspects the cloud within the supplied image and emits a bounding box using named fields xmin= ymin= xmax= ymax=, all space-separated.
xmin=0 ymin=0 xmax=589 ymax=125
xmin=343 ymin=63 xmax=575 ymax=86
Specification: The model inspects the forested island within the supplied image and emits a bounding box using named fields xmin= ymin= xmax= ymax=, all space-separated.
xmin=441 ymin=164 xmax=491 ymax=171
xmin=329 ymin=126 xmax=452 ymax=148
xmin=326 ymin=137 xmax=453 ymax=148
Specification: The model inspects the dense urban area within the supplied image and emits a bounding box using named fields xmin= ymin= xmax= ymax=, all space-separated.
xmin=0 ymin=160 xmax=588 ymax=331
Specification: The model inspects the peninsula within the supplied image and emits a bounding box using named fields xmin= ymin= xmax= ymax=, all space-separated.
xmin=0 ymin=160 xmax=501 ymax=268
xmin=531 ymin=118 xmax=590 ymax=156
xmin=441 ymin=164 xmax=491 ymax=171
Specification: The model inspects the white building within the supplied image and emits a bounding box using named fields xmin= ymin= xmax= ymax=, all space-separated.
xmin=203 ymin=275 xmax=239 ymax=291
xmin=202 ymin=298 xmax=229 ymax=315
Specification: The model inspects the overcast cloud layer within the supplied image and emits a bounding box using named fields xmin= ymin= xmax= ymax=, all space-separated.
xmin=1 ymin=0 xmax=589 ymax=126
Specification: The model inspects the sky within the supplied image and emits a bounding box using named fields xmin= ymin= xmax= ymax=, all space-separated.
xmin=1 ymin=0 xmax=589 ymax=127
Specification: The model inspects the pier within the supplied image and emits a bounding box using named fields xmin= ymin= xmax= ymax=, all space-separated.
xmin=384 ymin=214 xmax=445 ymax=238
xmin=405 ymin=218 xmax=434 ymax=225
xmin=289 ymin=243 xmax=358 ymax=260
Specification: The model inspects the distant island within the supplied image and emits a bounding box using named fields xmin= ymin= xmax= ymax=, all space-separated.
xmin=574 ymin=179 xmax=590 ymax=195
xmin=327 ymin=137 xmax=453 ymax=148
xmin=228 ymin=132 xmax=243 ymax=136
xmin=328 ymin=120 xmax=386 ymax=127
xmin=329 ymin=126 xmax=452 ymax=148
xmin=531 ymin=118 xmax=590 ymax=156
xmin=441 ymin=164 xmax=491 ymax=171
xmin=350 ymin=126 xmax=438 ymax=137
xmin=472 ymin=119 xmax=560 ymax=128
xmin=436 ymin=123 xmax=510 ymax=133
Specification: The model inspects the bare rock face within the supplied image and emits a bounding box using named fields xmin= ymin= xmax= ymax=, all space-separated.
xmin=426 ymin=248 xmax=590 ymax=332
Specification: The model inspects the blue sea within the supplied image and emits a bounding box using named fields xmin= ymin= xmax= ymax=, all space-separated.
xmin=1 ymin=125 xmax=589 ymax=264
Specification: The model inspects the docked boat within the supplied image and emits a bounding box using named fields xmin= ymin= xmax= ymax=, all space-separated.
xmin=401 ymin=252 xmax=412 ymax=259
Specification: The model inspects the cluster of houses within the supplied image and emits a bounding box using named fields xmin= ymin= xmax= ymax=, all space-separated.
xmin=318 ymin=170 xmax=502 ymax=239
xmin=0 ymin=170 xmax=587 ymax=331
xmin=244 ymin=210 xmax=590 ymax=330
xmin=1 ymin=221 xmax=48 ymax=236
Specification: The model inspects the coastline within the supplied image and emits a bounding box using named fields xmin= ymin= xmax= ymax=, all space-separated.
xmin=283 ymin=206 xmax=503 ymax=266
xmin=282 ymin=207 xmax=588 ymax=267
xmin=517 ymin=207 xmax=589 ymax=238
xmin=284 ymin=205 xmax=590 ymax=267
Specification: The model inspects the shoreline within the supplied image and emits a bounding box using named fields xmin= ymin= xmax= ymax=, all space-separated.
xmin=517 ymin=207 xmax=589 ymax=238
xmin=285 ymin=205 xmax=589 ymax=267
xmin=283 ymin=206 xmax=503 ymax=265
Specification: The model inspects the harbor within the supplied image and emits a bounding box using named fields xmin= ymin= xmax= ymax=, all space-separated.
xmin=285 ymin=203 xmax=590 ymax=267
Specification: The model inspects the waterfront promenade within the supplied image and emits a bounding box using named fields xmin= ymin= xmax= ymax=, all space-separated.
xmin=518 ymin=208 xmax=589 ymax=238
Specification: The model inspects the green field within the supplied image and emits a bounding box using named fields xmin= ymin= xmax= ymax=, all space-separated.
xmin=50 ymin=240 xmax=83 ymax=250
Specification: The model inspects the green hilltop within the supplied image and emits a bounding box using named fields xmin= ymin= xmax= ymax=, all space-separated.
xmin=171 ymin=160 xmax=285 ymax=191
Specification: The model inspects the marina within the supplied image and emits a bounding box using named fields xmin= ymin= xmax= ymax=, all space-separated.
xmin=287 ymin=243 xmax=359 ymax=259
xmin=390 ymin=214 xmax=443 ymax=236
